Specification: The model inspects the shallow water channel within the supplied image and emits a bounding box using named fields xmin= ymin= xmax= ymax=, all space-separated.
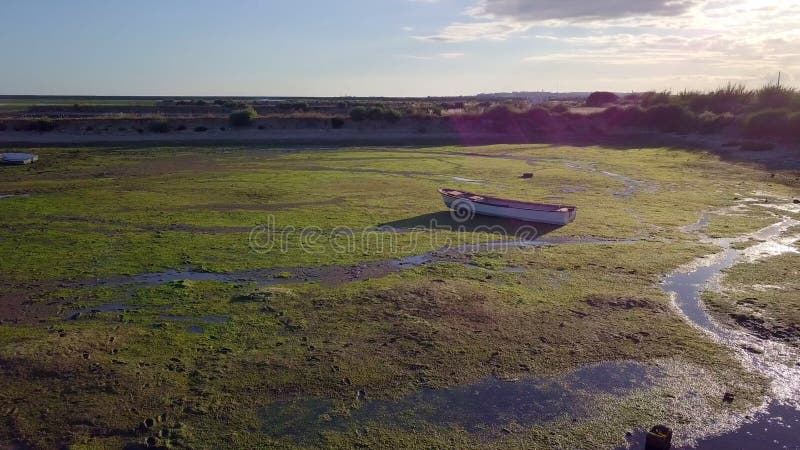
xmin=648 ymin=217 xmax=800 ymax=449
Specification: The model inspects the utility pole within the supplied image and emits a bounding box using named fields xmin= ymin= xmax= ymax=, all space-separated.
xmin=777 ymin=71 xmax=781 ymax=87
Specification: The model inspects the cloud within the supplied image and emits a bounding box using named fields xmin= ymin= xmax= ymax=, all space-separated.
xmin=415 ymin=0 xmax=705 ymax=41
xmin=415 ymin=20 xmax=531 ymax=42
xmin=421 ymin=0 xmax=800 ymax=41
xmin=469 ymin=0 xmax=701 ymax=21
xmin=397 ymin=52 xmax=466 ymax=60
xmin=412 ymin=0 xmax=800 ymax=89
xmin=522 ymin=29 xmax=800 ymax=88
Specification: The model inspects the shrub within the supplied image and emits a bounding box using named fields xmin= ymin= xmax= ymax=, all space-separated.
xmin=147 ymin=121 xmax=170 ymax=133
xmin=526 ymin=107 xmax=551 ymax=123
xmin=618 ymin=106 xmax=647 ymax=126
xmin=349 ymin=106 xmax=401 ymax=122
xmin=642 ymin=105 xmax=694 ymax=132
xmin=623 ymin=93 xmax=641 ymax=103
xmin=597 ymin=106 xmax=645 ymax=127
xmin=640 ymin=91 xmax=672 ymax=108
xmin=707 ymin=84 xmax=753 ymax=113
xmin=176 ymin=124 xmax=187 ymax=131
xmin=740 ymin=140 xmax=776 ymax=152
xmin=194 ymin=126 xmax=208 ymax=132
xmin=548 ymin=103 xmax=570 ymax=114
xmin=744 ymin=109 xmax=790 ymax=137
xmin=695 ymin=111 xmax=734 ymax=134
xmin=331 ymin=117 xmax=345 ymax=129
xmin=366 ymin=107 xmax=385 ymax=120
xmin=0 ymin=122 xmax=7 ymax=131
xmin=789 ymin=113 xmax=800 ymax=141
xmin=349 ymin=106 xmax=368 ymax=121
xmin=755 ymin=85 xmax=797 ymax=109
xmin=26 ymin=119 xmax=57 ymax=133
xmin=277 ymin=101 xmax=310 ymax=112
xmin=381 ymin=108 xmax=402 ymax=123
xmin=482 ymin=106 xmax=515 ymax=122
xmin=481 ymin=106 xmax=518 ymax=132
xmin=229 ymin=108 xmax=257 ymax=127
xmin=586 ymin=91 xmax=619 ymax=107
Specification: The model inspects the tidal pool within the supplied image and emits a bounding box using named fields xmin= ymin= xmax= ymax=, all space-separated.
xmin=261 ymin=361 xmax=661 ymax=445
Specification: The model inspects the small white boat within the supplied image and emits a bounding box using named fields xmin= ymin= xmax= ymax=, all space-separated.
xmin=1 ymin=153 xmax=39 ymax=165
xmin=439 ymin=188 xmax=577 ymax=225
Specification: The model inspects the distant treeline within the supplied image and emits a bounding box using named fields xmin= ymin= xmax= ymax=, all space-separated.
xmin=3 ymin=85 xmax=799 ymax=145
xmin=582 ymin=84 xmax=800 ymax=139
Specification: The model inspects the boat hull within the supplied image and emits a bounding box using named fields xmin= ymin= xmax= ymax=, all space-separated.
xmin=1 ymin=153 xmax=39 ymax=165
xmin=440 ymin=192 xmax=577 ymax=225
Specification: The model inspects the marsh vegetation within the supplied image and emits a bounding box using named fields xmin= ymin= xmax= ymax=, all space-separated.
xmin=0 ymin=145 xmax=798 ymax=448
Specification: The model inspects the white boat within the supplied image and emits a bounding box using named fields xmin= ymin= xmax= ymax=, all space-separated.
xmin=439 ymin=188 xmax=577 ymax=225
xmin=1 ymin=153 xmax=39 ymax=165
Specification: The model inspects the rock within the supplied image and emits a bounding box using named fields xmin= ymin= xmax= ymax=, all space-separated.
xmin=143 ymin=417 xmax=156 ymax=428
xmin=794 ymin=199 xmax=800 ymax=204
xmin=145 ymin=436 xmax=159 ymax=447
xmin=645 ymin=425 xmax=673 ymax=450
xmin=520 ymin=173 xmax=534 ymax=179
xmin=723 ymin=392 xmax=735 ymax=404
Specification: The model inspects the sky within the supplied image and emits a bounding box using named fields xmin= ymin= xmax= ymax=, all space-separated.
xmin=0 ymin=0 xmax=798 ymax=96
